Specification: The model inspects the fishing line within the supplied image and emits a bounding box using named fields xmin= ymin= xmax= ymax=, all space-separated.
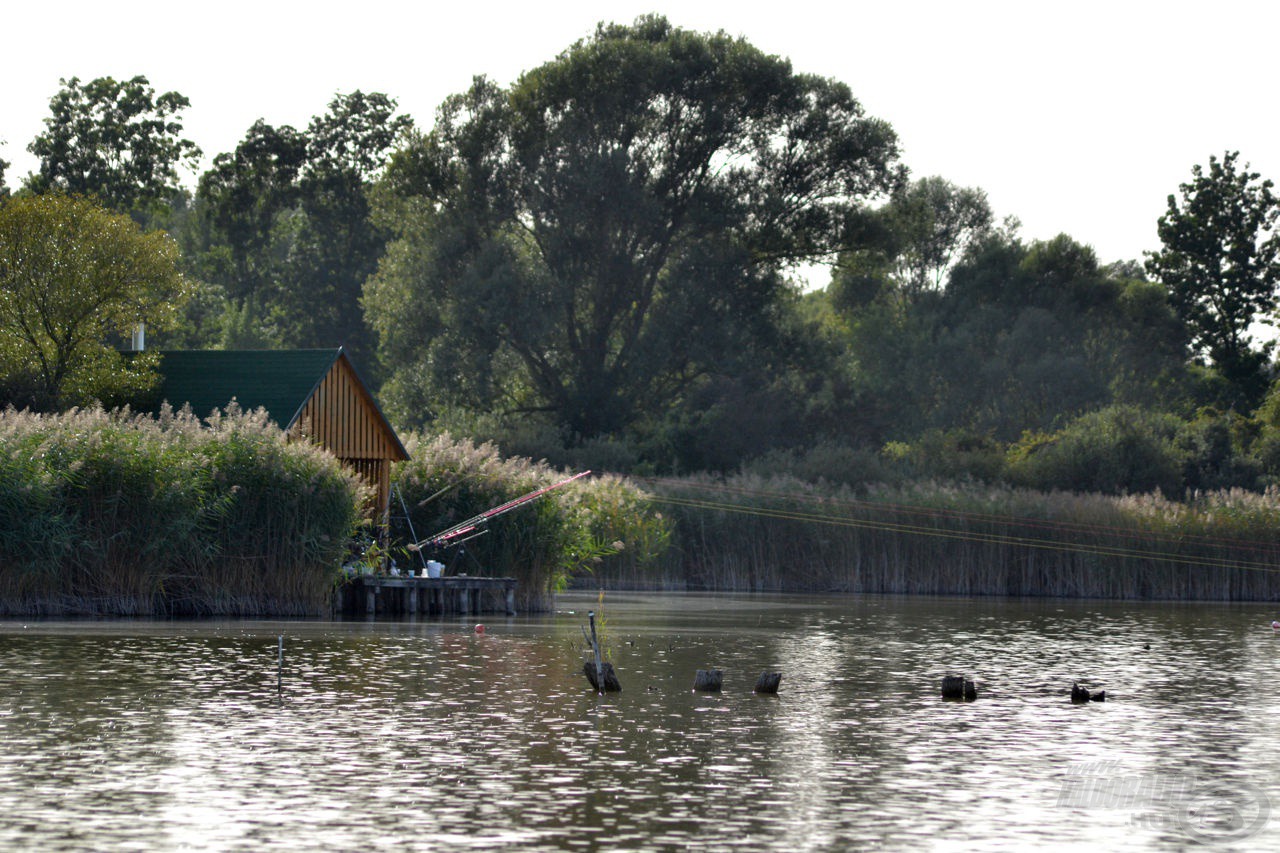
xmin=637 ymin=475 xmax=1280 ymax=556
xmin=644 ymin=492 xmax=1280 ymax=576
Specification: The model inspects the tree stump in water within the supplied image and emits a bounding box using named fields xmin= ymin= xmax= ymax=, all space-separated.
xmin=583 ymin=660 xmax=622 ymax=692
xmin=693 ymin=669 xmax=723 ymax=692
xmin=754 ymin=672 xmax=782 ymax=694
xmin=1071 ymin=682 xmax=1105 ymax=703
xmin=941 ymin=675 xmax=977 ymax=701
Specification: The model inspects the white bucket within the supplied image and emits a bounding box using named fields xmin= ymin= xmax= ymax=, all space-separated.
xmin=426 ymin=560 xmax=444 ymax=579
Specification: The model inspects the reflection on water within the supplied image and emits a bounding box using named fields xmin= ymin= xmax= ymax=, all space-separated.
xmin=1 ymin=593 xmax=1278 ymax=850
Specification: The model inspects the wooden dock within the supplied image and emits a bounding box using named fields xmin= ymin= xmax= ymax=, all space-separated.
xmin=342 ymin=575 xmax=518 ymax=617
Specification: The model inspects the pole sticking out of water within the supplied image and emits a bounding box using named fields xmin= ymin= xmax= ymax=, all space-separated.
xmin=277 ymin=635 xmax=284 ymax=694
xmin=588 ymin=611 xmax=604 ymax=692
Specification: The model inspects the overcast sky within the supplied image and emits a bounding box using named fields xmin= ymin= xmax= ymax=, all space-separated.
xmin=3 ymin=0 xmax=1277 ymax=275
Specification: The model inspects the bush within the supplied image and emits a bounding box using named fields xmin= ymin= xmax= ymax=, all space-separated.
xmin=741 ymin=441 xmax=898 ymax=487
xmin=0 ymin=406 xmax=364 ymax=616
xmin=389 ymin=433 xmax=671 ymax=608
xmin=1006 ymin=406 xmax=1185 ymax=495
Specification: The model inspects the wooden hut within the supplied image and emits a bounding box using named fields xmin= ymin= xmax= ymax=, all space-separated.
xmin=155 ymin=349 xmax=409 ymax=523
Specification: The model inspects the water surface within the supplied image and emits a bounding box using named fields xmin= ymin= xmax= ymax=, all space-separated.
xmin=1 ymin=592 xmax=1277 ymax=850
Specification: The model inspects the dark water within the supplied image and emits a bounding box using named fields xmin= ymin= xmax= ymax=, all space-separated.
xmin=1 ymin=592 xmax=1278 ymax=850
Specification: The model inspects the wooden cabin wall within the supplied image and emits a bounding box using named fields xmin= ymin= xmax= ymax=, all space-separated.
xmin=291 ymin=358 xmax=401 ymax=524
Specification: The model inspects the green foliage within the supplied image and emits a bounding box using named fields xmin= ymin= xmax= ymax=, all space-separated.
xmin=389 ymin=433 xmax=670 ymax=608
xmin=886 ymin=429 xmax=1008 ymax=484
xmin=828 ymin=232 xmax=1192 ymax=445
xmin=0 ymin=407 xmax=364 ymax=616
xmin=0 ymin=194 xmax=188 ymax=410
xmin=1146 ymin=151 xmax=1280 ymax=408
xmin=740 ymin=441 xmax=897 ymax=486
xmin=25 ymin=76 xmax=201 ymax=221
xmin=846 ymin=176 xmax=995 ymax=301
xmin=1006 ymin=406 xmax=1186 ymax=495
xmin=191 ymin=92 xmax=411 ymax=367
xmin=368 ymin=15 xmax=902 ymax=442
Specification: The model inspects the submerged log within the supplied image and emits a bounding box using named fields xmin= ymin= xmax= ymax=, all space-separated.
xmin=754 ymin=671 xmax=782 ymax=694
xmin=941 ymin=675 xmax=977 ymax=701
xmin=693 ymin=669 xmax=723 ymax=692
xmin=583 ymin=660 xmax=622 ymax=692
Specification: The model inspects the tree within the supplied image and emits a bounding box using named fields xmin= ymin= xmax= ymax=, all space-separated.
xmin=829 ymin=177 xmax=995 ymax=315
xmin=883 ymin=176 xmax=995 ymax=297
xmin=191 ymin=93 xmax=409 ymax=363
xmin=1146 ymin=151 xmax=1280 ymax=408
xmin=366 ymin=16 xmax=902 ymax=439
xmin=0 ymin=194 xmax=188 ymax=410
xmin=26 ymin=76 xmax=201 ymax=220
xmin=281 ymin=91 xmax=411 ymax=365
xmin=828 ymin=231 xmax=1191 ymax=444
xmin=194 ymin=119 xmax=307 ymax=303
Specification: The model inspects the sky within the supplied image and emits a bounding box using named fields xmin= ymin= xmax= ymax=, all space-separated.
xmin=3 ymin=0 xmax=1277 ymax=276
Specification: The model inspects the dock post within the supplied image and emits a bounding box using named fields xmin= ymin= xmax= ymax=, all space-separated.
xmin=365 ymin=585 xmax=376 ymax=615
xmin=693 ymin=669 xmax=724 ymax=692
xmin=408 ymin=586 xmax=418 ymax=615
xmin=506 ymin=586 xmax=516 ymax=616
xmin=460 ymin=587 xmax=471 ymax=615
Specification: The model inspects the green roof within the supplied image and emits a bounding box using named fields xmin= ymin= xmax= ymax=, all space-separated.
xmin=156 ymin=349 xmax=345 ymax=429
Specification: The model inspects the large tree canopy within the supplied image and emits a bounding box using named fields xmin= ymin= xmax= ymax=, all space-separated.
xmin=0 ymin=194 xmax=188 ymax=410
xmin=26 ymin=76 xmax=201 ymax=220
xmin=367 ymin=16 xmax=902 ymax=439
xmin=1146 ymin=151 xmax=1280 ymax=408
xmin=191 ymin=92 xmax=410 ymax=361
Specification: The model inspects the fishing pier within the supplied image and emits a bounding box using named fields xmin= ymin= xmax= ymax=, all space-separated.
xmin=351 ymin=469 xmax=591 ymax=619
xmin=342 ymin=574 xmax=518 ymax=617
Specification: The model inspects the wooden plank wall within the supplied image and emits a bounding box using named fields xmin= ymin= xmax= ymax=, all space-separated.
xmin=292 ymin=358 xmax=399 ymax=523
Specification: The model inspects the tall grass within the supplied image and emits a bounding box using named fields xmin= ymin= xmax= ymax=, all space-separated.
xmin=389 ymin=433 xmax=670 ymax=610
xmin=0 ymin=406 xmax=364 ymax=616
xmin=621 ymin=473 xmax=1280 ymax=601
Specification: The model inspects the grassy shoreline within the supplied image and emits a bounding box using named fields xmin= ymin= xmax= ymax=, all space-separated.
xmin=582 ymin=474 xmax=1280 ymax=602
xmin=5 ymin=411 xmax=1278 ymax=614
xmin=0 ymin=407 xmax=364 ymax=617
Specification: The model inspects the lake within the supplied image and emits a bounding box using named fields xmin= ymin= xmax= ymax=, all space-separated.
xmin=1 ymin=591 xmax=1277 ymax=850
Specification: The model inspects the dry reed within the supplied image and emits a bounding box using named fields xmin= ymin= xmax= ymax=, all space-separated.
xmin=601 ymin=473 xmax=1280 ymax=601
xmin=0 ymin=406 xmax=364 ymax=616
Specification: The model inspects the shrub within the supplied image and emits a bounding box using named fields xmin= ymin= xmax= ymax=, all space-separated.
xmin=389 ymin=433 xmax=671 ymax=608
xmin=1006 ymin=405 xmax=1185 ymax=495
xmin=0 ymin=406 xmax=364 ymax=616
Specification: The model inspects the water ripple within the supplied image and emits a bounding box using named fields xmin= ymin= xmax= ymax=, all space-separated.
xmin=0 ymin=594 xmax=1278 ymax=849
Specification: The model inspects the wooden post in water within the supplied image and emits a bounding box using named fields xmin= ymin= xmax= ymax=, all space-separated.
xmin=277 ymin=635 xmax=283 ymax=694
xmin=589 ymin=611 xmax=604 ymax=690
xmin=754 ymin=672 xmax=782 ymax=694
xmin=583 ymin=611 xmax=621 ymax=692
xmin=693 ymin=669 xmax=723 ymax=692
xmin=941 ymin=675 xmax=977 ymax=701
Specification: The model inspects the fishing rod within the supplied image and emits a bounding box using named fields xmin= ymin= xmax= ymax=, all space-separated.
xmin=408 ymin=470 xmax=592 ymax=552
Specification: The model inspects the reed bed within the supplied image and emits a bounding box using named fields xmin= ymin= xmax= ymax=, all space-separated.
xmin=389 ymin=433 xmax=670 ymax=610
xmin=611 ymin=473 xmax=1280 ymax=601
xmin=0 ymin=406 xmax=364 ymax=617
